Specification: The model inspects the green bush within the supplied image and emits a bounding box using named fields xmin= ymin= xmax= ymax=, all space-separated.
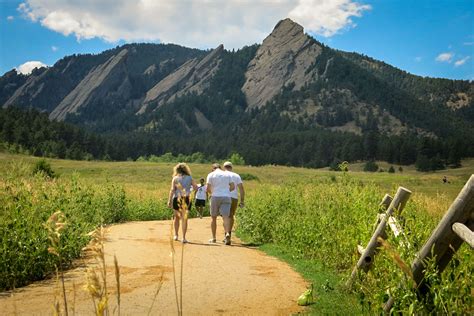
xmin=240 ymin=173 xmax=259 ymax=181
xmin=228 ymin=152 xmax=246 ymax=166
xmin=363 ymin=160 xmax=379 ymax=172
xmin=32 ymin=159 xmax=56 ymax=178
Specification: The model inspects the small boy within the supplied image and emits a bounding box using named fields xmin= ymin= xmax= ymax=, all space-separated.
xmin=194 ymin=178 xmax=207 ymax=218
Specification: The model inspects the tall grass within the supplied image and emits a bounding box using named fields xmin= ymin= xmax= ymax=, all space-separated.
xmin=237 ymin=176 xmax=473 ymax=313
xmin=0 ymin=162 xmax=169 ymax=291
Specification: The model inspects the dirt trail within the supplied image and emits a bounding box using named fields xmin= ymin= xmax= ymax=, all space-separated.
xmin=0 ymin=217 xmax=307 ymax=315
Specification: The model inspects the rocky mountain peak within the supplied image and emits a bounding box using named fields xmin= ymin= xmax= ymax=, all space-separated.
xmin=242 ymin=18 xmax=322 ymax=109
xmin=271 ymin=18 xmax=305 ymax=40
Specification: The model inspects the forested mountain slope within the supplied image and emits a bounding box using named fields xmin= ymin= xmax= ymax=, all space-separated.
xmin=1 ymin=19 xmax=473 ymax=168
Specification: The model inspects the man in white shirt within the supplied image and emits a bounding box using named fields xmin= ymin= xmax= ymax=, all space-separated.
xmin=206 ymin=163 xmax=235 ymax=245
xmin=223 ymin=161 xmax=245 ymax=243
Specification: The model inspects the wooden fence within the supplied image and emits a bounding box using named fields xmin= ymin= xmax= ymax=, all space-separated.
xmin=348 ymin=174 xmax=474 ymax=312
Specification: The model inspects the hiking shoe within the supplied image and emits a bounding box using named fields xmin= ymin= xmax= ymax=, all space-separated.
xmin=208 ymin=238 xmax=216 ymax=243
xmin=225 ymin=233 xmax=231 ymax=245
xmin=173 ymin=235 xmax=179 ymax=241
xmin=182 ymin=239 xmax=188 ymax=244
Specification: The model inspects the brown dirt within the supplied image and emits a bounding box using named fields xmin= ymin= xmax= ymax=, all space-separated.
xmin=0 ymin=218 xmax=308 ymax=315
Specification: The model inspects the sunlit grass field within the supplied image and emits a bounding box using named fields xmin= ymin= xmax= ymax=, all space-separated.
xmin=1 ymin=152 xmax=472 ymax=202
xmin=1 ymin=151 xmax=472 ymax=313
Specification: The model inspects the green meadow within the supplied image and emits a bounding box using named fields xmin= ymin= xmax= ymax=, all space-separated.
xmin=1 ymin=151 xmax=472 ymax=201
xmin=1 ymin=152 xmax=472 ymax=314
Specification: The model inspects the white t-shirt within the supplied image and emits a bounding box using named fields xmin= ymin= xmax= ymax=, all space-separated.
xmin=225 ymin=170 xmax=242 ymax=199
xmin=195 ymin=184 xmax=207 ymax=200
xmin=206 ymin=169 xmax=232 ymax=197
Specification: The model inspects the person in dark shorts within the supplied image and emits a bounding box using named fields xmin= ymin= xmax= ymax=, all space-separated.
xmin=194 ymin=178 xmax=207 ymax=218
xmin=167 ymin=163 xmax=197 ymax=243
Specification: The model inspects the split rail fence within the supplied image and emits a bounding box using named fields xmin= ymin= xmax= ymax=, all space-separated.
xmin=348 ymin=174 xmax=473 ymax=312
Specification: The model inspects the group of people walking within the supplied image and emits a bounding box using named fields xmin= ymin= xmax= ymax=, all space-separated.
xmin=167 ymin=161 xmax=245 ymax=245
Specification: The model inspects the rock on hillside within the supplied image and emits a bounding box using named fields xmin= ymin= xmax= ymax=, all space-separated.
xmin=138 ymin=45 xmax=224 ymax=114
xmin=242 ymin=18 xmax=322 ymax=109
xmin=50 ymin=49 xmax=130 ymax=120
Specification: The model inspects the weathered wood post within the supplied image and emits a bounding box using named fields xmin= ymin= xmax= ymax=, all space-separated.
xmin=384 ymin=175 xmax=474 ymax=312
xmin=452 ymin=222 xmax=474 ymax=248
xmin=348 ymin=188 xmax=411 ymax=285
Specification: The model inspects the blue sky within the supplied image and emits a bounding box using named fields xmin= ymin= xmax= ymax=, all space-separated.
xmin=1 ymin=0 xmax=473 ymax=80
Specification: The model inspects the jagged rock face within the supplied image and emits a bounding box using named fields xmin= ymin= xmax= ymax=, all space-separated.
xmin=4 ymin=68 xmax=50 ymax=108
xmin=242 ymin=18 xmax=322 ymax=109
xmin=138 ymin=45 xmax=224 ymax=114
xmin=50 ymin=49 xmax=129 ymax=120
xmin=0 ymin=70 xmax=27 ymax=105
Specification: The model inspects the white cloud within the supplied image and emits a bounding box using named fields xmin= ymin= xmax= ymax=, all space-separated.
xmin=7 ymin=16 xmax=14 ymax=21
xmin=435 ymin=52 xmax=453 ymax=63
xmin=16 ymin=61 xmax=47 ymax=74
xmin=51 ymin=45 xmax=58 ymax=51
xmin=454 ymin=56 xmax=470 ymax=67
xmin=17 ymin=0 xmax=370 ymax=49
xmin=289 ymin=0 xmax=371 ymax=37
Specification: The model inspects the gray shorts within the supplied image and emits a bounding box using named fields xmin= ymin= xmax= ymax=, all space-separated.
xmin=210 ymin=196 xmax=231 ymax=217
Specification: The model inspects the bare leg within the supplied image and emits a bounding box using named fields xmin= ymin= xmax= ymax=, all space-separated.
xmin=229 ymin=198 xmax=238 ymax=232
xmin=223 ymin=215 xmax=232 ymax=245
xmin=174 ymin=211 xmax=180 ymax=238
xmin=182 ymin=212 xmax=188 ymax=240
xmin=223 ymin=215 xmax=231 ymax=235
xmin=211 ymin=216 xmax=217 ymax=240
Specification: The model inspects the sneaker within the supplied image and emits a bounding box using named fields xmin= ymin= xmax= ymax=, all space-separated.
xmin=224 ymin=233 xmax=231 ymax=245
xmin=173 ymin=235 xmax=178 ymax=241
xmin=182 ymin=239 xmax=188 ymax=244
xmin=208 ymin=238 xmax=216 ymax=243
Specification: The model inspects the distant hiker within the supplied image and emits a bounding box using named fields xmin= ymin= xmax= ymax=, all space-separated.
xmin=194 ymin=178 xmax=208 ymax=218
xmin=206 ymin=163 xmax=235 ymax=245
xmin=223 ymin=161 xmax=245 ymax=243
xmin=167 ymin=163 xmax=197 ymax=243
xmin=442 ymin=176 xmax=450 ymax=184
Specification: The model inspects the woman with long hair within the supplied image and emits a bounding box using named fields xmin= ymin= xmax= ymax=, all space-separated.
xmin=167 ymin=162 xmax=197 ymax=243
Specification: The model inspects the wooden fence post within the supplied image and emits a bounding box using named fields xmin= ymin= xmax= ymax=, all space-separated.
xmin=384 ymin=174 xmax=474 ymax=312
xmin=349 ymin=188 xmax=412 ymax=284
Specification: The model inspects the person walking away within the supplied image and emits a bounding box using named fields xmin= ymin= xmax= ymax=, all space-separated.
xmin=223 ymin=161 xmax=245 ymax=242
xmin=206 ymin=163 xmax=235 ymax=245
xmin=167 ymin=163 xmax=197 ymax=243
xmin=194 ymin=178 xmax=207 ymax=218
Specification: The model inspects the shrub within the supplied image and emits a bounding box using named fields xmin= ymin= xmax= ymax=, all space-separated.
xmin=363 ymin=160 xmax=379 ymax=172
xmin=228 ymin=152 xmax=246 ymax=166
xmin=388 ymin=166 xmax=395 ymax=173
xmin=240 ymin=173 xmax=259 ymax=181
xmin=32 ymin=159 xmax=56 ymax=178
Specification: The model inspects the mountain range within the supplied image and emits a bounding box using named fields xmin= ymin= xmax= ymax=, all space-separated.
xmin=1 ymin=19 xmax=473 ymax=168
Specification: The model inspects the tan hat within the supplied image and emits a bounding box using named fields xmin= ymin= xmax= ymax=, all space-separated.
xmin=223 ymin=161 xmax=233 ymax=167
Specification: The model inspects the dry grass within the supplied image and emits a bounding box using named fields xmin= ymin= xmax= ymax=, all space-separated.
xmin=83 ymin=226 xmax=109 ymax=315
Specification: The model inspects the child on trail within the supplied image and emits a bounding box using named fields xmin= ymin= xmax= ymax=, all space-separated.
xmin=194 ymin=178 xmax=208 ymax=218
